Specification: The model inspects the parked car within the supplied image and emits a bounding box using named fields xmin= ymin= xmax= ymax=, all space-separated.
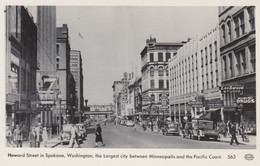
xmin=180 ymin=122 xmax=192 ymax=139
xmin=162 ymin=122 xmax=181 ymax=136
xmin=125 ymin=120 xmax=135 ymax=127
xmin=76 ymin=123 xmax=87 ymax=141
xmin=120 ymin=119 xmax=126 ymax=126
xmin=84 ymin=119 xmax=92 ymax=127
xmin=60 ymin=124 xmax=72 ymax=145
xmin=190 ymin=119 xmax=220 ymax=141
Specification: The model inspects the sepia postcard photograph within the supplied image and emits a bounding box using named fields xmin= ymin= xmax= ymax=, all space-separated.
xmin=1 ymin=1 xmax=259 ymax=166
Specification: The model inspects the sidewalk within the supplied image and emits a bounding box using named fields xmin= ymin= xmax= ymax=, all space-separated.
xmin=219 ymin=134 xmax=256 ymax=146
xmin=135 ymin=124 xmax=256 ymax=146
xmin=22 ymin=134 xmax=61 ymax=148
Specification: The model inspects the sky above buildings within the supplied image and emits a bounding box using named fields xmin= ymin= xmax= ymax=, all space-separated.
xmin=55 ymin=6 xmax=218 ymax=105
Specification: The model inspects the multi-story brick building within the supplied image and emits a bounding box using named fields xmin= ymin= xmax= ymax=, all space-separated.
xmin=56 ymin=24 xmax=76 ymax=124
xmin=218 ymin=6 xmax=256 ymax=133
xmin=140 ymin=36 xmax=185 ymax=120
xmin=112 ymin=80 xmax=124 ymax=117
xmin=112 ymin=72 xmax=131 ymax=117
xmin=5 ymin=6 xmax=38 ymax=131
xmin=70 ymin=50 xmax=84 ymax=122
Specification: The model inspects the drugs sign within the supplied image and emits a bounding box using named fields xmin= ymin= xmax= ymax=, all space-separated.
xmin=237 ymin=97 xmax=255 ymax=103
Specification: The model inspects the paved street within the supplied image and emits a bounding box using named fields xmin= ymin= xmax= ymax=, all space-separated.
xmin=55 ymin=122 xmax=255 ymax=149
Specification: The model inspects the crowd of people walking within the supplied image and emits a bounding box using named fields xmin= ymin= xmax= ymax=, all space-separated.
xmin=6 ymin=123 xmax=49 ymax=148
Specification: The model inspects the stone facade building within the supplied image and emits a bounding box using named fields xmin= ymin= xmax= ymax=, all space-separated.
xmin=140 ymin=36 xmax=185 ymax=119
xmin=169 ymin=27 xmax=222 ymax=123
xmin=5 ymin=6 xmax=38 ymax=131
xmin=218 ymin=6 xmax=256 ymax=133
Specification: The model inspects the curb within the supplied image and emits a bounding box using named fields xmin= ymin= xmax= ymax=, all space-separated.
xmin=50 ymin=142 xmax=60 ymax=148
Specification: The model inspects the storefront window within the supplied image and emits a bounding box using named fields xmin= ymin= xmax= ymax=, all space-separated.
xmin=10 ymin=63 xmax=19 ymax=94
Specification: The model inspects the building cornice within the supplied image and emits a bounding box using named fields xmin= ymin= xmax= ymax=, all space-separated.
xmin=222 ymin=73 xmax=255 ymax=84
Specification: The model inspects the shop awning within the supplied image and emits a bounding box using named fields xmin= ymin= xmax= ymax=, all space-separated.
xmin=207 ymin=108 xmax=221 ymax=112
xmin=223 ymin=107 xmax=236 ymax=112
xmin=11 ymin=108 xmax=47 ymax=113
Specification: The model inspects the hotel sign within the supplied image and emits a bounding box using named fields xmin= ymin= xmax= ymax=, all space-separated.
xmin=38 ymin=91 xmax=57 ymax=101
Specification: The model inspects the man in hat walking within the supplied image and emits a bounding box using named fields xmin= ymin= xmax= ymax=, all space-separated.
xmin=95 ymin=123 xmax=105 ymax=147
xmin=69 ymin=124 xmax=80 ymax=148
xmin=230 ymin=122 xmax=239 ymax=145
xmin=13 ymin=124 xmax=23 ymax=148
xmin=35 ymin=123 xmax=43 ymax=148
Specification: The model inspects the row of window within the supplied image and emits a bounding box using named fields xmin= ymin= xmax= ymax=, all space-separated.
xmin=70 ymin=63 xmax=78 ymax=67
xmin=10 ymin=63 xmax=36 ymax=94
xmin=149 ymin=52 xmax=177 ymax=62
xmin=222 ymin=44 xmax=255 ymax=80
xmin=150 ymin=67 xmax=168 ymax=76
xmin=201 ymin=42 xmax=218 ymax=67
xmin=70 ymin=57 xmax=78 ymax=60
xmin=221 ymin=7 xmax=255 ymax=45
xmin=169 ymin=39 xmax=219 ymax=97
xmin=150 ymin=93 xmax=169 ymax=102
xmin=150 ymin=80 xmax=169 ymax=90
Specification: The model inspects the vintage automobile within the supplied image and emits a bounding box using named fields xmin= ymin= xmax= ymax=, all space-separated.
xmin=125 ymin=120 xmax=135 ymax=127
xmin=120 ymin=119 xmax=126 ymax=126
xmin=60 ymin=124 xmax=72 ymax=145
xmin=76 ymin=123 xmax=87 ymax=141
xmin=190 ymin=119 xmax=220 ymax=141
xmin=180 ymin=122 xmax=192 ymax=139
xmin=162 ymin=122 xmax=181 ymax=136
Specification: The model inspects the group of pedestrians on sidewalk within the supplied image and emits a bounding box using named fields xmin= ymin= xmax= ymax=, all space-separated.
xmin=6 ymin=123 xmax=48 ymax=148
xmin=28 ymin=123 xmax=48 ymax=148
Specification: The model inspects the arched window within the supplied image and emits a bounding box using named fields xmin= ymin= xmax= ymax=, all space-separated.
xmin=228 ymin=53 xmax=233 ymax=78
xmin=221 ymin=24 xmax=226 ymax=44
xmin=158 ymin=67 xmax=164 ymax=76
xmin=222 ymin=56 xmax=227 ymax=79
xmin=150 ymin=67 xmax=154 ymax=76
xmin=227 ymin=21 xmax=232 ymax=42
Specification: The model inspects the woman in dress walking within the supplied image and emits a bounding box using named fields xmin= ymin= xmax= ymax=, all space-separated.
xmin=42 ymin=127 xmax=48 ymax=147
xmin=29 ymin=127 xmax=36 ymax=148
xmin=95 ymin=124 xmax=105 ymax=147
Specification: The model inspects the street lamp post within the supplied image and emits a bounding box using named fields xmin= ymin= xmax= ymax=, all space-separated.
xmin=57 ymin=92 xmax=62 ymax=137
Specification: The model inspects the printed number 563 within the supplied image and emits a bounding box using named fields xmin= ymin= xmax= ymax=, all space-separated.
xmin=228 ymin=155 xmax=236 ymax=159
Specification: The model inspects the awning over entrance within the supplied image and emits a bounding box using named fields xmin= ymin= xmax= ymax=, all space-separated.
xmin=11 ymin=108 xmax=45 ymax=114
xmin=223 ymin=107 xmax=236 ymax=112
